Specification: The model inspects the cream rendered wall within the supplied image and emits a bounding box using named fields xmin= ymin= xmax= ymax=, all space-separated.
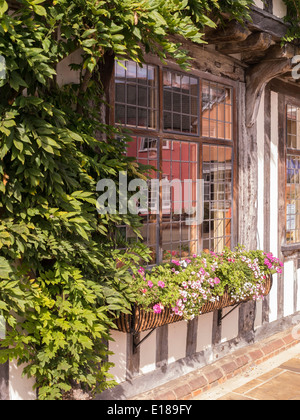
xmin=109 ymin=330 xmax=127 ymax=384
xmin=255 ymin=88 xmax=265 ymax=329
xmin=196 ymin=312 xmax=213 ymax=354
xmin=284 ymin=261 xmax=295 ymax=317
xmin=167 ymin=320 xmax=188 ymax=364
xmin=269 ymin=91 xmax=279 ymax=323
xmin=221 ymin=306 xmax=239 ymax=343
xmin=9 ymin=362 xmax=36 ymax=401
xmin=297 ymin=267 xmax=300 ymax=311
xmin=139 ymin=330 xmax=156 ymax=375
xmin=254 ymin=0 xmax=264 ymax=9
xmin=273 ymin=0 xmax=287 ymax=18
xmin=257 ymin=88 xmax=265 ymax=251
xmin=56 ymin=49 xmax=82 ymax=87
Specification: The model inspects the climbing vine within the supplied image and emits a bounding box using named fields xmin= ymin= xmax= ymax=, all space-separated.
xmin=0 ymin=0 xmax=259 ymax=400
xmin=283 ymin=0 xmax=300 ymax=43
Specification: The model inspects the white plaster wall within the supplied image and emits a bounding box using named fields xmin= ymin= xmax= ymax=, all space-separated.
xmin=269 ymin=91 xmax=279 ymax=322
xmin=297 ymin=267 xmax=300 ymax=312
xmin=56 ymin=49 xmax=82 ymax=87
xmin=257 ymin=90 xmax=265 ymax=251
xmin=284 ymin=260 xmax=294 ymax=317
xmin=167 ymin=320 xmax=188 ymax=364
xmin=196 ymin=312 xmax=213 ymax=354
xmin=273 ymin=0 xmax=287 ymax=18
xmin=255 ymin=300 xmax=263 ymax=330
xmin=254 ymin=0 xmax=264 ymax=9
xmin=9 ymin=362 xmax=36 ymax=400
xmin=255 ymin=92 xmax=265 ymax=329
xmin=109 ymin=330 xmax=127 ymax=384
xmin=221 ymin=306 xmax=239 ymax=343
xmin=139 ymin=330 xmax=156 ymax=375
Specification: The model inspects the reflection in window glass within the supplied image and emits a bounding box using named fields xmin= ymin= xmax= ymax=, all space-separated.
xmin=202 ymin=81 xmax=233 ymax=140
xmin=286 ymin=155 xmax=300 ymax=244
xmin=161 ymin=141 xmax=199 ymax=261
xmin=202 ymin=145 xmax=233 ymax=253
xmin=163 ymin=70 xmax=199 ymax=135
xmin=286 ymin=105 xmax=300 ymax=244
xmin=125 ymin=138 xmax=200 ymax=263
xmin=115 ymin=61 xmax=158 ymax=129
xmin=287 ymin=105 xmax=300 ymax=149
xmin=125 ymin=137 xmax=159 ymax=265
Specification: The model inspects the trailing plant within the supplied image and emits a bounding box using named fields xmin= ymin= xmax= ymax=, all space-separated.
xmin=131 ymin=247 xmax=282 ymax=321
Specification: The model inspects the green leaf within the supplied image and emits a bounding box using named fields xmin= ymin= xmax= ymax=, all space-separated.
xmin=0 ymin=257 xmax=12 ymax=279
xmin=10 ymin=72 xmax=28 ymax=92
xmin=0 ymin=0 xmax=8 ymax=16
xmin=33 ymin=4 xmax=47 ymax=16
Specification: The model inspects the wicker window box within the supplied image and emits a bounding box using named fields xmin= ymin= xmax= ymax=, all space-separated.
xmin=115 ymin=275 xmax=273 ymax=334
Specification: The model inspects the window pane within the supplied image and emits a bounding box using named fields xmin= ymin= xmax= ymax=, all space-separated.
xmin=202 ymin=144 xmax=233 ymax=253
xmin=287 ymin=105 xmax=300 ymax=149
xmin=122 ymin=137 xmax=159 ymax=264
xmin=202 ymin=81 xmax=233 ymax=140
xmin=163 ymin=70 xmax=199 ymax=134
xmin=161 ymin=141 xmax=199 ymax=260
xmin=286 ymin=154 xmax=300 ymax=243
xmin=115 ymin=61 xmax=158 ymax=129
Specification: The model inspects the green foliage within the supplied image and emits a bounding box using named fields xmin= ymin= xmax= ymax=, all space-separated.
xmin=0 ymin=0 xmax=153 ymax=400
xmin=282 ymin=0 xmax=300 ymax=43
xmin=0 ymin=0 xmax=264 ymax=401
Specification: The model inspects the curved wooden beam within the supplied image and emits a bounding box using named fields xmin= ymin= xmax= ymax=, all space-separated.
xmin=246 ymin=45 xmax=293 ymax=127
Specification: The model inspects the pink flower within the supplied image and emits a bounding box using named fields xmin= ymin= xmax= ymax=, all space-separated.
xmin=153 ymin=304 xmax=164 ymax=314
xmin=142 ymin=289 xmax=147 ymax=294
xmin=214 ymin=277 xmax=221 ymax=285
xmin=148 ymin=281 xmax=154 ymax=288
xmin=158 ymin=281 xmax=165 ymax=288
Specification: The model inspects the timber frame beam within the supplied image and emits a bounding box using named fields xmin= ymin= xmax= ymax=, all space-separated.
xmin=245 ymin=45 xmax=294 ymax=127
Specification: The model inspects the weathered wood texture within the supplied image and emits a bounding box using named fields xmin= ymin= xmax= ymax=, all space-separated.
xmin=217 ymin=32 xmax=274 ymax=55
xmin=205 ymin=21 xmax=251 ymax=43
xmin=245 ymin=46 xmax=294 ymax=127
xmin=169 ymin=35 xmax=246 ymax=82
xmin=247 ymin=6 xmax=289 ymax=41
